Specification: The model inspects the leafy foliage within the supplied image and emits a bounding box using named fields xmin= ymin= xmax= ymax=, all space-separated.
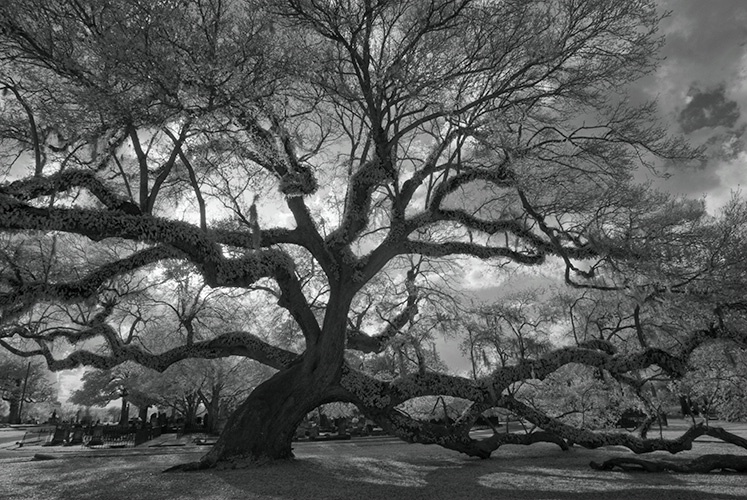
xmin=675 ymin=343 xmax=747 ymax=422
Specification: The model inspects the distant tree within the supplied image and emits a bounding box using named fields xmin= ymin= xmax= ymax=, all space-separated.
xmin=192 ymin=358 xmax=273 ymax=434
xmin=142 ymin=358 xmax=271 ymax=433
xmin=69 ymin=363 xmax=155 ymax=426
xmin=0 ymin=353 xmax=55 ymax=424
xmin=675 ymin=343 xmax=747 ymax=423
xmin=523 ymin=364 xmax=635 ymax=430
xmin=462 ymin=288 xmax=556 ymax=379
xmin=71 ymin=358 xmax=271 ymax=433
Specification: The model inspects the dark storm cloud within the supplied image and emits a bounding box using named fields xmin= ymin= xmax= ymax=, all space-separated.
xmin=657 ymin=0 xmax=747 ymax=76
xmin=651 ymin=0 xmax=747 ymax=124
xmin=678 ymin=85 xmax=740 ymax=134
xmin=633 ymin=1 xmax=747 ymax=211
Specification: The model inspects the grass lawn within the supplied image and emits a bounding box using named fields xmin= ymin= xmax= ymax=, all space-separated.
xmin=1 ymin=425 xmax=746 ymax=500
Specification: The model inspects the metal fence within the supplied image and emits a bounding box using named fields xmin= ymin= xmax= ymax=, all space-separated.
xmin=18 ymin=424 xmax=161 ymax=448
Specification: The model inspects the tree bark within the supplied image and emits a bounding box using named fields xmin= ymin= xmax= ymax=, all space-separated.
xmin=182 ymin=394 xmax=199 ymax=432
xmin=138 ymin=405 xmax=149 ymax=424
xmin=7 ymin=397 xmax=21 ymax=425
xmin=119 ymin=397 xmax=129 ymax=428
xmin=204 ymin=397 xmax=220 ymax=434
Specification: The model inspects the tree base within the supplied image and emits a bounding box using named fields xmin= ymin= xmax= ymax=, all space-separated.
xmin=163 ymin=451 xmax=297 ymax=473
xmin=163 ymin=461 xmax=212 ymax=473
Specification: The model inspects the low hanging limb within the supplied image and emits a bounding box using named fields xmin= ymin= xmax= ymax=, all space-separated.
xmin=590 ymin=425 xmax=747 ymax=473
xmin=590 ymin=454 xmax=747 ymax=473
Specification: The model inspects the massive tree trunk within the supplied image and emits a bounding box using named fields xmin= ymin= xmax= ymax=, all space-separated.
xmin=167 ymin=362 xmax=333 ymax=471
xmin=199 ymin=364 xmax=322 ymax=468
xmin=168 ymin=295 xmax=349 ymax=471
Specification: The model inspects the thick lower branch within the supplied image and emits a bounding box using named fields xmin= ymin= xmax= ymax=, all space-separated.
xmin=1 ymin=330 xmax=297 ymax=372
xmin=0 ymin=246 xmax=182 ymax=320
xmin=366 ymin=405 xmax=569 ymax=459
xmin=338 ymin=332 xmax=747 ymax=458
xmin=339 ymin=341 xmax=692 ymax=415
xmin=400 ymin=240 xmax=545 ymax=265
xmin=0 ymin=198 xmax=323 ymax=342
xmin=590 ymin=455 xmax=747 ymax=473
xmin=1 ymin=169 xmax=140 ymax=214
xmin=502 ymin=396 xmax=747 ymax=454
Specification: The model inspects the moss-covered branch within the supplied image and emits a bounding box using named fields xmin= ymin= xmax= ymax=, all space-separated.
xmin=336 ymin=319 xmax=747 ymax=458
xmin=400 ymin=240 xmax=545 ymax=265
xmin=339 ymin=370 xmax=568 ymax=459
xmin=327 ymin=155 xmax=393 ymax=248
xmin=499 ymin=396 xmax=739 ymax=454
xmin=0 ymin=330 xmax=297 ymax=372
xmin=340 ymin=328 xmax=735 ymax=416
xmin=1 ymin=169 xmax=140 ymax=214
xmin=0 ymin=196 xmax=322 ymax=343
xmin=0 ymin=245 xmax=183 ymax=321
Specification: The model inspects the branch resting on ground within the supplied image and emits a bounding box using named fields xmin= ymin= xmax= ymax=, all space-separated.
xmin=590 ymin=454 xmax=747 ymax=473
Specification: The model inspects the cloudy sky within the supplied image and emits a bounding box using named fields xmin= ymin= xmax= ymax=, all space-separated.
xmin=436 ymin=0 xmax=747 ymax=372
xmin=637 ymin=0 xmax=747 ymax=213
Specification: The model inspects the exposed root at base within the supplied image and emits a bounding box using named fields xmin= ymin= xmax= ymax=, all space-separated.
xmin=163 ymin=455 xmax=294 ymax=473
xmin=163 ymin=460 xmax=215 ymax=473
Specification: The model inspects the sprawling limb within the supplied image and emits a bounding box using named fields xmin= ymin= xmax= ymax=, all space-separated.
xmin=0 ymin=169 xmax=141 ymax=214
xmin=336 ymin=316 xmax=747 ymax=459
xmin=590 ymin=455 xmax=747 ymax=473
xmin=498 ymin=396 xmax=747 ymax=454
xmin=0 ymin=329 xmax=296 ymax=372
xmin=353 ymin=400 xmax=569 ymax=459
xmin=0 ymin=245 xmax=182 ymax=321
xmin=0 ymin=195 xmax=323 ymax=342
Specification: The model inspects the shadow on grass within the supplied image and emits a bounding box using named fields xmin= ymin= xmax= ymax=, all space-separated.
xmin=210 ymin=444 xmax=747 ymax=500
xmin=2 ymin=443 xmax=747 ymax=500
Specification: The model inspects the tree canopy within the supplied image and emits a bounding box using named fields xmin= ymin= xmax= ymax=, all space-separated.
xmin=1 ymin=0 xmax=746 ymax=469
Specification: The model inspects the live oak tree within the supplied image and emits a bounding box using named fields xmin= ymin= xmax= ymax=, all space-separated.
xmin=2 ymin=0 xmax=747 ymax=471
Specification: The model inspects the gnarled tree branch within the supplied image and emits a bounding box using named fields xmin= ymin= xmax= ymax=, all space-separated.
xmin=0 ymin=330 xmax=297 ymax=372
